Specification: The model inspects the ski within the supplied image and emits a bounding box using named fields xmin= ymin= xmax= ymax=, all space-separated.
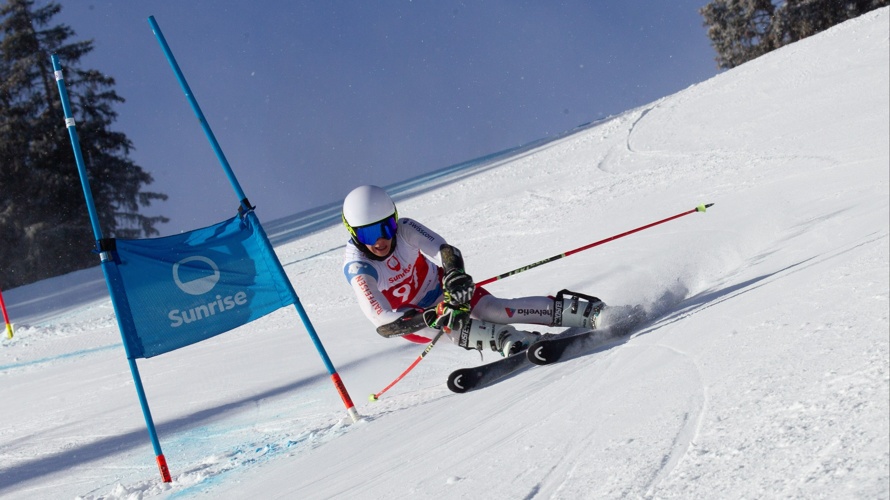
xmin=528 ymin=305 xmax=648 ymax=365
xmin=526 ymin=328 xmax=601 ymax=365
xmin=445 ymin=326 xmax=590 ymax=393
xmin=445 ymin=305 xmax=652 ymax=393
xmin=446 ymin=350 xmax=532 ymax=393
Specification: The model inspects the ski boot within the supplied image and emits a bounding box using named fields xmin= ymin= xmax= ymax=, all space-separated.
xmin=456 ymin=319 xmax=540 ymax=356
xmin=552 ymin=289 xmax=605 ymax=330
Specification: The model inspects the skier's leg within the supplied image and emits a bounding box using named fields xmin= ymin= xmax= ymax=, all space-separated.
xmin=471 ymin=290 xmax=604 ymax=329
xmin=447 ymin=318 xmax=540 ymax=356
xmin=470 ymin=294 xmax=554 ymax=325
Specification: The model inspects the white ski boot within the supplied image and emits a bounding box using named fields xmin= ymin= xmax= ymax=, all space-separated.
xmin=497 ymin=326 xmax=540 ymax=356
xmin=552 ymin=289 xmax=605 ymax=330
xmin=456 ymin=319 xmax=540 ymax=356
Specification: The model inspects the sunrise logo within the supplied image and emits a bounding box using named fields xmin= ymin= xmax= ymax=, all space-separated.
xmin=172 ymin=256 xmax=220 ymax=295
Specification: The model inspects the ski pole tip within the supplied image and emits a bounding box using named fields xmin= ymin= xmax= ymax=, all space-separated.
xmin=369 ymin=393 xmax=379 ymax=402
xmin=696 ymin=203 xmax=714 ymax=213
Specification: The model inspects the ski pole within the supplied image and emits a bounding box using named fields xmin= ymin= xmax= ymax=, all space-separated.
xmin=370 ymin=202 xmax=713 ymax=399
xmin=370 ymin=330 xmax=445 ymax=401
xmin=477 ymin=203 xmax=713 ymax=286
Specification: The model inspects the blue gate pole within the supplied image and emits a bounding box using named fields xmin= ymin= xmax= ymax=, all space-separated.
xmin=148 ymin=16 xmax=360 ymax=422
xmin=51 ymin=55 xmax=173 ymax=482
xmin=147 ymin=16 xmax=250 ymax=213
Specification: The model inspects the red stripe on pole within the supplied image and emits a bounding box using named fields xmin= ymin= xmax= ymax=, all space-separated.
xmin=331 ymin=373 xmax=355 ymax=409
xmin=0 ymin=288 xmax=13 ymax=339
xmin=156 ymin=454 xmax=172 ymax=482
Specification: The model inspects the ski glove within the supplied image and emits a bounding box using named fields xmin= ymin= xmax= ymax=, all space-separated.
xmin=442 ymin=269 xmax=475 ymax=306
xmin=423 ymin=302 xmax=470 ymax=333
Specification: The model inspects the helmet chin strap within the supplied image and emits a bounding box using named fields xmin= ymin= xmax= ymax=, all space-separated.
xmin=351 ymin=234 xmax=398 ymax=261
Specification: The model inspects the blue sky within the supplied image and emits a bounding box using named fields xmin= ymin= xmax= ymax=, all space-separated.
xmin=46 ymin=1 xmax=719 ymax=235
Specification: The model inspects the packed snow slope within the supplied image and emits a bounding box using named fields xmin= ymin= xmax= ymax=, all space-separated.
xmin=1 ymin=8 xmax=887 ymax=500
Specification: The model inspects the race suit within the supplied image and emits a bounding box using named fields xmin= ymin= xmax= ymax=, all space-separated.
xmin=343 ymin=218 xmax=555 ymax=344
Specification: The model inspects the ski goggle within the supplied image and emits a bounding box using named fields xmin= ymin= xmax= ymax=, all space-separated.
xmin=347 ymin=213 xmax=398 ymax=245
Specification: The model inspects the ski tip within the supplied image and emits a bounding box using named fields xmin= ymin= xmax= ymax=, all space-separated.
xmin=527 ymin=343 xmax=550 ymax=365
xmin=447 ymin=371 xmax=471 ymax=393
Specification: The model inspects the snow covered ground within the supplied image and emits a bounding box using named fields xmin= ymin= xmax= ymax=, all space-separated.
xmin=1 ymin=8 xmax=887 ymax=499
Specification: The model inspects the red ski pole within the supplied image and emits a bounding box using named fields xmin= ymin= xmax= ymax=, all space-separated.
xmin=478 ymin=203 xmax=713 ymax=286
xmin=369 ymin=331 xmax=445 ymax=401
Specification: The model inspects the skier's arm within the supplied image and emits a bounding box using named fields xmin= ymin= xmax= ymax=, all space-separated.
xmin=439 ymin=244 xmax=475 ymax=306
xmin=376 ymin=307 xmax=437 ymax=338
xmin=399 ymin=218 xmax=448 ymax=262
xmin=344 ymin=260 xmax=445 ymax=337
xmin=345 ymin=262 xmax=405 ymax=328
xmin=376 ymin=302 xmax=469 ymax=338
xmin=399 ymin=219 xmax=475 ymax=306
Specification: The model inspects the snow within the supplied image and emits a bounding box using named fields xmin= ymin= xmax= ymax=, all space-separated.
xmin=1 ymin=8 xmax=888 ymax=499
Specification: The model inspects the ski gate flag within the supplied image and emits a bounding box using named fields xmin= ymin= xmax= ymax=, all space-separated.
xmin=107 ymin=211 xmax=295 ymax=359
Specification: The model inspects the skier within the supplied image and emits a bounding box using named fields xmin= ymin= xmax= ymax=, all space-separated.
xmin=341 ymin=185 xmax=604 ymax=357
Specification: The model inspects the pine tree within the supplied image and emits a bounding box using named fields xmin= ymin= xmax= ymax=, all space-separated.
xmin=0 ymin=0 xmax=167 ymax=288
xmin=700 ymin=0 xmax=779 ymax=69
xmin=701 ymin=0 xmax=890 ymax=69
xmin=770 ymin=0 xmax=890 ymax=46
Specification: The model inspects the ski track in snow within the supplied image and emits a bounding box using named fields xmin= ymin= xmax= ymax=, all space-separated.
xmin=635 ymin=342 xmax=709 ymax=497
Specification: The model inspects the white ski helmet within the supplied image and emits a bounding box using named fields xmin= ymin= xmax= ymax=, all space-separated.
xmin=342 ymin=185 xmax=399 ymax=245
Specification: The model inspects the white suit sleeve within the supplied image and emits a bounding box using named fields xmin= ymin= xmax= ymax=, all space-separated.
xmin=398 ymin=218 xmax=448 ymax=264
xmin=344 ymin=260 xmax=405 ymax=328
